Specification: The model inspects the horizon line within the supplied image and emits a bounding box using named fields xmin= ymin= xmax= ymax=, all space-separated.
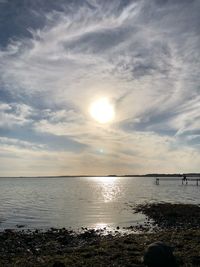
xmin=0 ymin=173 xmax=199 ymax=178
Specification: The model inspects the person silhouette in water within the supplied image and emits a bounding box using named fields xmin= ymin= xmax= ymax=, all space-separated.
xmin=182 ymin=174 xmax=187 ymax=184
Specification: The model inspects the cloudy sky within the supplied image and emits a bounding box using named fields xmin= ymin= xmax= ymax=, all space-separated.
xmin=0 ymin=0 xmax=200 ymax=176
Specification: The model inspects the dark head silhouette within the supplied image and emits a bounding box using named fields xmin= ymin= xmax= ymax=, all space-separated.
xmin=143 ymin=241 xmax=178 ymax=267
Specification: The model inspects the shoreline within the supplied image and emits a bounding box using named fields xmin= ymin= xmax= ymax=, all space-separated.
xmin=1 ymin=203 xmax=200 ymax=266
xmin=1 ymin=228 xmax=200 ymax=266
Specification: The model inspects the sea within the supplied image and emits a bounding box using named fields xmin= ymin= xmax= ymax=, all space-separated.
xmin=0 ymin=176 xmax=199 ymax=230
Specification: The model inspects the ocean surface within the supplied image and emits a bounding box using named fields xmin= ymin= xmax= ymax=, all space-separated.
xmin=0 ymin=176 xmax=199 ymax=230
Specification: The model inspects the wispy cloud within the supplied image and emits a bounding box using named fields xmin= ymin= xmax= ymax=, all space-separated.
xmin=0 ymin=0 xmax=200 ymax=175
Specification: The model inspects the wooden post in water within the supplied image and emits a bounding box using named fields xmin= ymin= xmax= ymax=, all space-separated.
xmin=154 ymin=177 xmax=200 ymax=186
xmin=155 ymin=178 xmax=159 ymax=185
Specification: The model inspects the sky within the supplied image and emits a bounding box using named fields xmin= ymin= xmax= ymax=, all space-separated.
xmin=0 ymin=0 xmax=200 ymax=176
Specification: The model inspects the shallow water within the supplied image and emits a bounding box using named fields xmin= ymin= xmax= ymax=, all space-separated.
xmin=0 ymin=176 xmax=199 ymax=230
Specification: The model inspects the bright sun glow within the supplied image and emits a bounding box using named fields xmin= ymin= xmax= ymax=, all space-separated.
xmin=89 ymin=98 xmax=115 ymax=123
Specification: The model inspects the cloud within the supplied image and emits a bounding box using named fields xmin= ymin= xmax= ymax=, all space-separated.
xmin=0 ymin=136 xmax=44 ymax=150
xmin=0 ymin=0 xmax=200 ymax=175
xmin=0 ymin=102 xmax=33 ymax=128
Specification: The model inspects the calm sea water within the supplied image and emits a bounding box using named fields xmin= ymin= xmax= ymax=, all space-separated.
xmin=0 ymin=176 xmax=199 ymax=230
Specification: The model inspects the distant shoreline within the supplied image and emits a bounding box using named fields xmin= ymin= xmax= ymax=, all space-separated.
xmin=0 ymin=173 xmax=200 ymax=178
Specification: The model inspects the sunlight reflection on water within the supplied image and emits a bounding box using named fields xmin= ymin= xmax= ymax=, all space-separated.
xmin=0 ymin=176 xmax=199 ymax=230
xmin=91 ymin=177 xmax=121 ymax=203
xmin=94 ymin=222 xmax=108 ymax=229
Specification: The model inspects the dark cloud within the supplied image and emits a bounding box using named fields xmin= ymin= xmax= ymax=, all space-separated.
xmin=154 ymin=0 xmax=195 ymax=6
xmin=0 ymin=87 xmax=13 ymax=103
xmin=0 ymin=0 xmax=83 ymax=47
xmin=119 ymin=111 xmax=177 ymax=137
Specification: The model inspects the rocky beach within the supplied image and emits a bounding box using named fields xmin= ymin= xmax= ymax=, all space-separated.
xmin=1 ymin=203 xmax=200 ymax=267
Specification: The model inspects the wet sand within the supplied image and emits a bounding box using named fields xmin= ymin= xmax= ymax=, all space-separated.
xmin=1 ymin=203 xmax=200 ymax=266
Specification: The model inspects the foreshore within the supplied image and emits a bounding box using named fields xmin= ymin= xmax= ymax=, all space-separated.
xmin=1 ymin=203 xmax=200 ymax=267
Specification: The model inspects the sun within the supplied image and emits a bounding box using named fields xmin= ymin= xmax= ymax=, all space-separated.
xmin=89 ymin=98 xmax=115 ymax=123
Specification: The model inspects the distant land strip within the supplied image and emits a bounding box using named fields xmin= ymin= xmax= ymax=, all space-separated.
xmin=0 ymin=173 xmax=200 ymax=178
